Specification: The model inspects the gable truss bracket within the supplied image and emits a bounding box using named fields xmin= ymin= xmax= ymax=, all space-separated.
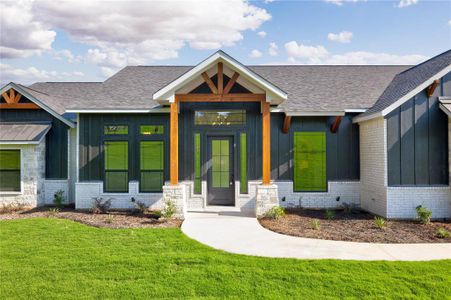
xmin=426 ymin=79 xmax=439 ymax=98
xmin=330 ymin=116 xmax=343 ymax=134
xmin=282 ymin=115 xmax=292 ymax=134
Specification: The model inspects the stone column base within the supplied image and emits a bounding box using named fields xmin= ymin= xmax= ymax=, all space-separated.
xmin=255 ymin=184 xmax=279 ymax=217
xmin=162 ymin=184 xmax=186 ymax=218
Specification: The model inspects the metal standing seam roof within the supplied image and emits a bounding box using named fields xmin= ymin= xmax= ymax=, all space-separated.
xmin=0 ymin=123 xmax=52 ymax=143
xmin=439 ymin=98 xmax=451 ymax=117
xmin=27 ymin=65 xmax=410 ymax=113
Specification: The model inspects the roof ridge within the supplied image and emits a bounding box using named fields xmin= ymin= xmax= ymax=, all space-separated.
xmin=397 ymin=49 xmax=451 ymax=75
xmin=19 ymin=84 xmax=51 ymax=96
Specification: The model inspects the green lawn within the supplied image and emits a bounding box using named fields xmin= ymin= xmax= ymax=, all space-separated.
xmin=1 ymin=218 xmax=450 ymax=299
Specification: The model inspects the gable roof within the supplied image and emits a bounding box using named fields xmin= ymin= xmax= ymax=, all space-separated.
xmin=153 ymin=50 xmax=288 ymax=104
xmin=0 ymin=123 xmax=51 ymax=144
xmin=354 ymin=49 xmax=451 ymax=122
xmin=0 ymin=83 xmax=75 ymax=127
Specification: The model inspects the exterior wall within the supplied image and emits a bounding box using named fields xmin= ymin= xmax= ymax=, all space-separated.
xmin=359 ymin=118 xmax=388 ymax=217
xmin=276 ymin=181 xmax=360 ymax=209
xmin=0 ymin=139 xmax=46 ymax=207
xmin=43 ymin=180 xmax=69 ymax=205
xmin=75 ymin=181 xmax=164 ymax=210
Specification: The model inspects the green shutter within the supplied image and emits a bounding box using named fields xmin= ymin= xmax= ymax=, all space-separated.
xmin=140 ymin=141 xmax=164 ymax=192
xmin=0 ymin=150 xmax=20 ymax=192
xmin=293 ymin=132 xmax=326 ymax=191
xmin=240 ymin=133 xmax=247 ymax=194
xmin=194 ymin=133 xmax=201 ymax=194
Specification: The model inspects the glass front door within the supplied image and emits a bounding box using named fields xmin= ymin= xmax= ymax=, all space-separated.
xmin=207 ymin=136 xmax=235 ymax=206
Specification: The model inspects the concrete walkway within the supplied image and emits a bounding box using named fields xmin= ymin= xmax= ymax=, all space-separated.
xmin=181 ymin=211 xmax=451 ymax=261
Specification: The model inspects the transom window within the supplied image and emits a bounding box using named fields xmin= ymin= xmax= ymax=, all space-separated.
xmin=140 ymin=125 xmax=164 ymax=135
xmin=0 ymin=150 xmax=20 ymax=192
xmin=194 ymin=110 xmax=246 ymax=126
xmin=104 ymin=125 xmax=128 ymax=135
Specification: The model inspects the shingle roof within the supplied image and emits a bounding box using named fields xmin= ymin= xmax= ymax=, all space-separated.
xmin=31 ymin=65 xmax=407 ymax=112
xmin=358 ymin=49 xmax=451 ymax=119
xmin=0 ymin=123 xmax=51 ymax=143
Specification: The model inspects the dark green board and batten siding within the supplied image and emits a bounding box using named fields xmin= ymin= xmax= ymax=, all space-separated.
xmin=0 ymin=109 xmax=68 ymax=179
xmin=78 ymin=114 xmax=170 ymax=183
xmin=386 ymin=72 xmax=450 ymax=186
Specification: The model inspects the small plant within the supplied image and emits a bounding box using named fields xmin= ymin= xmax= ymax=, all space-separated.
xmin=53 ymin=190 xmax=65 ymax=208
xmin=149 ymin=210 xmax=162 ymax=220
xmin=264 ymin=206 xmax=285 ymax=220
xmin=341 ymin=202 xmax=359 ymax=214
xmin=131 ymin=198 xmax=148 ymax=214
xmin=91 ymin=197 xmax=112 ymax=214
xmin=436 ymin=228 xmax=450 ymax=239
xmin=374 ymin=216 xmax=386 ymax=229
xmin=161 ymin=199 xmax=177 ymax=219
xmin=324 ymin=210 xmax=335 ymax=220
xmin=47 ymin=207 xmax=60 ymax=217
xmin=416 ymin=205 xmax=432 ymax=224
xmin=310 ymin=219 xmax=321 ymax=230
xmin=105 ymin=214 xmax=115 ymax=224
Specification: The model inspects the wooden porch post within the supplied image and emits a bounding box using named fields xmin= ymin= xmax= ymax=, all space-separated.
xmin=170 ymin=100 xmax=179 ymax=185
xmin=262 ymin=101 xmax=271 ymax=185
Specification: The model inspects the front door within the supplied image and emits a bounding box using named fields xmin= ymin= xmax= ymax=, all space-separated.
xmin=207 ymin=136 xmax=235 ymax=206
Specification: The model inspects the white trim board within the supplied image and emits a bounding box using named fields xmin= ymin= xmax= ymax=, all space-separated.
xmin=153 ymin=50 xmax=288 ymax=105
xmin=65 ymin=107 xmax=170 ymax=113
xmin=0 ymin=83 xmax=75 ymax=128
xmin=354 ymin=64 xmax=451 ymax=123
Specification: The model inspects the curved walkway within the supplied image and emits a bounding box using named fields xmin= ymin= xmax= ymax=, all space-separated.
xmin=182 ymin=211 xmax=451 ymax=261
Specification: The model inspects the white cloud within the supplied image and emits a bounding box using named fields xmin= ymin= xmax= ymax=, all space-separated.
xmin=257 ymin=31 xmax=267 ymax=38
xmin=284 ymin=41 xmax=427 ymax=65
xmin=52 ymin=49 xmax=82 ymax=63
xmin=268 ymin=42 xmax=278 ymax=56
xmin=0 ymin=63 xmax=84 ymax=85
xmin=448 ymin=20 xmax=451 ymax=26
xmin=327 ymin=31 xmax=353 ymax=43
xmin=249 ymin=49 xmax=263 ymax=58
xmin=0 ymin=0 xmax=56 ymax=58
xmin=285 ymin=41 xmax=329 ymax=63
xmin=324 ymin=0 xmax=365 ymax=6
xmin=398 ymin=0 xmax=418 ymax=8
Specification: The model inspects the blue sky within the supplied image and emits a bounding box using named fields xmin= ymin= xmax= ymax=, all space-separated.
xmin=0 ymin=0 xmax=450 ymax=85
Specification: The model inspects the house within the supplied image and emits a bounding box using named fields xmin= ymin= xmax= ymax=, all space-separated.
xmin=0 ymin=50 xmax=450 ymax=219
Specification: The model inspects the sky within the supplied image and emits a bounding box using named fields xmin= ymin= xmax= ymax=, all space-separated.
xmin=0 ymin=0 xmax=450 ymax=85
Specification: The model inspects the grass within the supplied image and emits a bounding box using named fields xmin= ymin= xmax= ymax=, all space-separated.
xmin=1 ymin=218 xmax=450 ymax=299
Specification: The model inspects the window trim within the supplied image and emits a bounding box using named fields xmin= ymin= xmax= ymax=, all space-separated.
xmin=0 ymin=148 xmax=22 ymax=195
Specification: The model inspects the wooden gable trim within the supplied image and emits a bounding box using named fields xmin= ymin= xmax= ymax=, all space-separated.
xmin=217 ymin=62 xmax=223 ymax=94
xmin=282 ymin=115 xmax=292 ymax=134
xmin=330 ymin=116 xmax=343 ymax=133
xmin=175 ymin=93 xmax=265 ymax=102
xmin=1 ymin=88 xmax=39 ymax=109
xmin=201 ymin=72 xmax=218 ymax=94
xmin=223 ymin=72 xmax=240 ymax=94
xmin=426 ymin=79 xmax=439 ymax=98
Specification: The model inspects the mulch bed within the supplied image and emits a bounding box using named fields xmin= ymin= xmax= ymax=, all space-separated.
xmin=259 ymin=208 xmax=451 ymax=243
xmin=0 ymin=207 xmax=182 ymax=229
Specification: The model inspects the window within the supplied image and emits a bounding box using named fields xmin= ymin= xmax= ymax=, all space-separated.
xmin=140 ymin=125 xmax=164 ymax=135
xmin=240 ymin=133 xmax=247 ymax=194
xmin=104 ymin=125 xmax=128 ymax=135
xmin=293 ymin=132 xmax=326 ymax=192
xmin=195 ymin=110 xmax=246 ymax=126
xmin=140 ymin=141 xmax=164 ymax=192
xmin=0 ymin=150 xmax=20 ymax=192
xmin=104 ymin=141 xmax=128 ymax=192
xmin=194 ymin=134 xmax=201 ymax=194
xmin=211 ymin=139 xmax=230 ymax=188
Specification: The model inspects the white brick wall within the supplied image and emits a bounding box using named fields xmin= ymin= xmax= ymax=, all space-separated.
xmin=275 ymin=181 xmax=360 ymax=208
xmin=359 ymin=117 xmax=388 ymax=217
xmin=75 ymin=181 xmax=164 ymax=210
xmin=43 ymin=180 xmax=69 ymax=205
xmin=0 ymin=139 xmax=46 ymax=207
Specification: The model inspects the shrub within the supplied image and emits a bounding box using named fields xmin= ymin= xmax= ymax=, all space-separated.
xmin=91 ymin=197 xmax=112 ymax=214
xmin=47 ymin=207 xmax=60 ymax=217
xmin=416 ymin=205 xmax=432 ymax=224
xmin=324 ymin=210 xmax=335 ymax=220
xmin=162 ymin=199 xmax=177 ymax=219
xmin=264 ymin=206 xmax=285 ymax=220
xmin=436 ymin=228 xmax=450 ymax=239
xmin=105 ymin=214 xmax=115 ymax=224
xmin=149 ymin=210 xmax=162 ymax=220
xmin=310 ymin=219 xmax=321 ymax=230
xmin=374 ymin=216 xmax=386 ymax=229
xmin=53 ymin=190 xmax=65 ymax=208
xmin=341 ymin=202 xmax=359 ymax=214
xmin=131 ymin=198 xmax=148 ymax=214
